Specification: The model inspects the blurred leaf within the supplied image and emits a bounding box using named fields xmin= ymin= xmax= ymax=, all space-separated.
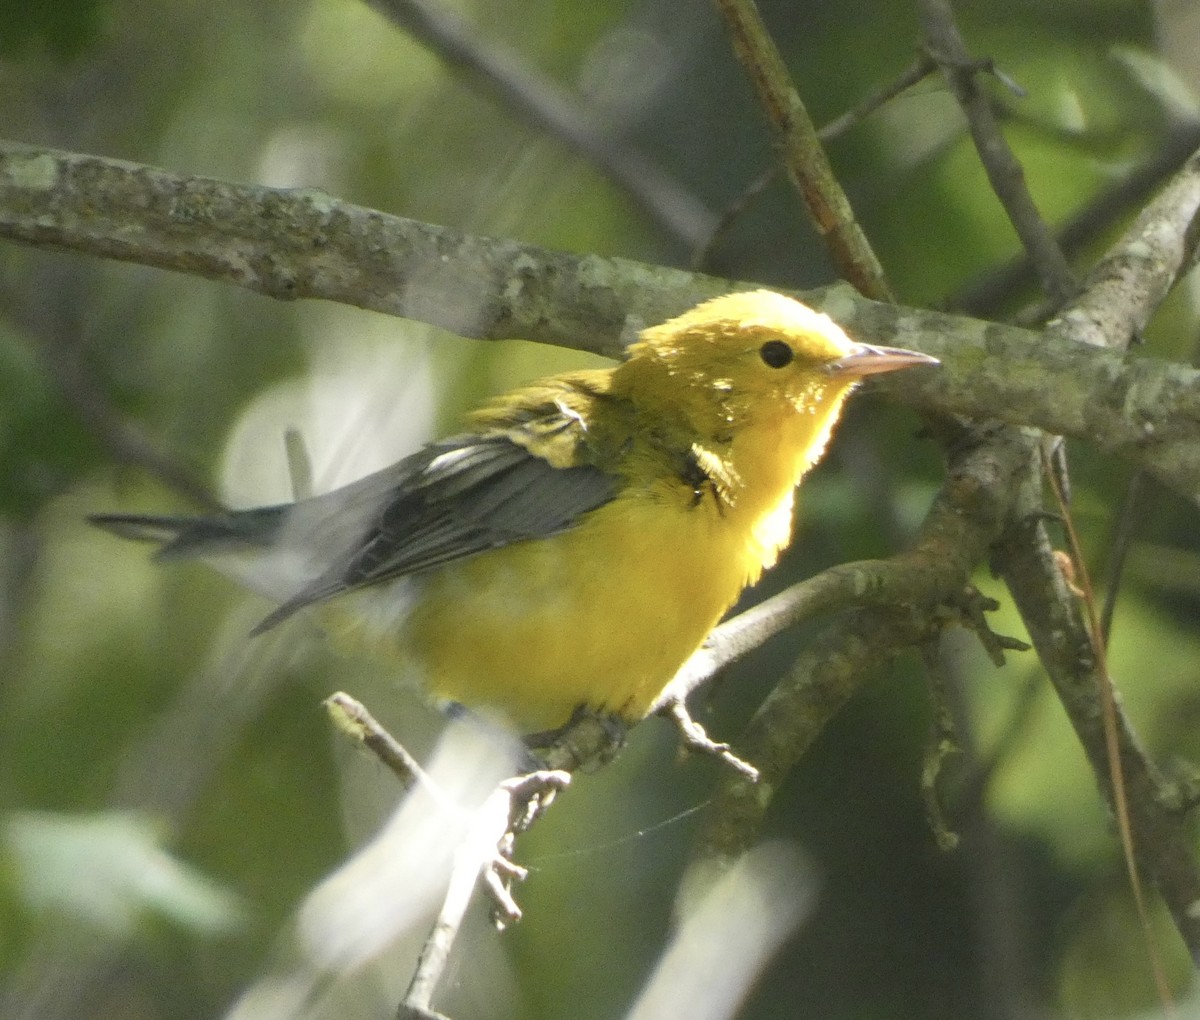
xmin=1112 ymin=46 xmax=1200 ymax=123
xmin=3 ymin=810 xmax=245 ymax=939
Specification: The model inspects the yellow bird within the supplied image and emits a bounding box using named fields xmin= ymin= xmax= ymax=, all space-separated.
xmin=91 ymin=291 xmax=935 ymax=735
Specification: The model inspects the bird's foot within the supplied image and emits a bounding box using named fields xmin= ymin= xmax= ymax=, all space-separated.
xmin=659 ymin=697 xmax=759 ymax=782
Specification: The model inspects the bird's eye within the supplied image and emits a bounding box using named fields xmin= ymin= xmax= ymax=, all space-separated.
xmin=759 ymin=339 xmax=794 ymax=369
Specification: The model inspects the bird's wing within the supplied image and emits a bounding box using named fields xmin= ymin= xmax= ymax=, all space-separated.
xmin=341 ymin=434 xmax=616 ymax=581
xmin=252 ymin=405 xmax=618 ymax=633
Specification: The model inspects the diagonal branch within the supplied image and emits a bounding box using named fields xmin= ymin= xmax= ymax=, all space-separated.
xmin=1050 ymin=144 xmax=1200 ymax=352
xmin=949 ymin=122 xmax=1200 ymax=316
xmin=365 ymin=0 xmax=716 ymax=249
xmin=817 ymin=54 xmax=938 ymax=144
xmin=994 ymin=499 xmax=1200 ymax=963
xmin=658 ymin=554 xmax=964 ymax=711
xmin=917 ymin=0 xmax=1076 ymax=303
xmin=712 ymin=0 xmax=894 ymax=300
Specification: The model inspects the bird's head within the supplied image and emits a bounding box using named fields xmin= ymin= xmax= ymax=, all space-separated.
xmin=621 ymin=290 xmax=936 ymax=427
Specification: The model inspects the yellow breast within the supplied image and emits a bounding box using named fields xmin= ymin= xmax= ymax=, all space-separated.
xmin=386 ymin=412 xmax=819 ymax=733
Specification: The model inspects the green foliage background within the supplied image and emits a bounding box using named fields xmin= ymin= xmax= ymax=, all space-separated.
xmin=2 ymin=1 xmax=1199 ymax=1018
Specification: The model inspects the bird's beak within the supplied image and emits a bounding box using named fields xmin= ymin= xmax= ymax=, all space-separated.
xmin=827 ymin=343 xmax=939 ymax=378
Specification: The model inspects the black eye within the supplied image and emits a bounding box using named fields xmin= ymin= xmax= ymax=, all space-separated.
xmin=759 ymin=339 xmax=794 ymax=368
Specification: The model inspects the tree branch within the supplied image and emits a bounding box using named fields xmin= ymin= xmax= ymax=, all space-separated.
xmin=949 ymin=122 xmax=1200 ymax=316
xmin=842 ymin=296 xmax=1200 ymax=504
xmin=712 ymin=0 xmax=893 ymax=300
xmin=1050 ymin=145 xmax=1200 ymax=352
xmin=4 ymin=140 xmax=1200 ymax=501
xmin=989 ymin=139 xmax=1200 ymax=967
xmin=695 ymin=423 xmax=1034 ymax=862
xmin=994 ymin=496 xmax=1200 ymax=963
xmin=657 ymin=554 xmax=962 ymax=711
xmin=0 ymin=140 xmax=720 ymax=359
xmin=918 ymin=0 xmax=1076 ymax=303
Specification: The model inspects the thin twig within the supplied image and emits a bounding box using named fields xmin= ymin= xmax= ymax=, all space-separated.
xmin=397 ymin=785 xmax=507 ymax=1020
xmin=658 ymin=698 xmax=759 ymax=781
xmin=949 ymin=121 xmax=1200 ymax=316
xmin=1099 ymin=469 xmax=1144 ymax=643
xmin=395 ymin=768 xmax=569 ymax=1018
xmin=918 ymin=641 xmax=962 ymax=852
xmin=324 ymin=692 xmax=577 ymax=1019
xmin=817 ymin=53 xmax=938 ymax=144
xmin=690 ymin=162 xmax=780 ymax=271
xmin=364 ymin=0 xmax=716 ymax=249
xmin=284 ymin=426 xmax=315 ymax=501
xmin=712 ymin=0 xmax=894 ymax=300
xmin=324 ymin=692 xmax=438 ymax=793
xmin=917 ymin=0 xmax=1076 ymax=304
xmin=693 ymin=53 xmax=939 ymax=271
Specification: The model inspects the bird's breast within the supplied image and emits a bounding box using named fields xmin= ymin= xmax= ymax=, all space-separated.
xmin=377 ymin=445 xmax=799 ymax=732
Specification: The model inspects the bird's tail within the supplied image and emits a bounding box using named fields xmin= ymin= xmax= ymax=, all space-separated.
xmin=88 ymin=507 xmax=287 ymax=560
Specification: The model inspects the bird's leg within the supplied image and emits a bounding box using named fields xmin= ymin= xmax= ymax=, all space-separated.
xmin=936 ymin=584 xmax=1031 ymax=667
xmin=526 ymin=704 xmax=628 ymax=772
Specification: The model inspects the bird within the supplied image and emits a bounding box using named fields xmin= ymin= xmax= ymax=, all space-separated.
xmin=91 ymin=290 xmax=936 ymax=737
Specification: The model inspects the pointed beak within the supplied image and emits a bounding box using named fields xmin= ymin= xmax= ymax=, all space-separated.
xmin=827 ymin=343 xmax=939 ymax=378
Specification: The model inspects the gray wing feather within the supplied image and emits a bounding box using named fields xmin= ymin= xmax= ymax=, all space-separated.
xmin=250 ymin=433 xmax=616 ymax=633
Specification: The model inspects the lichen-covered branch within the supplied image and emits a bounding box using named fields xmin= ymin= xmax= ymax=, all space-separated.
xmin=1051 ymin=145 xmax=1200 ymax=352
xmin=0 ymin=140 xmax=726 ymax=359
xmin=993 ymin=496 xmax=1200 ymax=963
xmin=844 ymin=297 xmax=1200 ymax=503
xmin=4 ymin=140 xmax=1200 ymax=501
xmin=658 ymin=552 xmax=965 ymax=711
